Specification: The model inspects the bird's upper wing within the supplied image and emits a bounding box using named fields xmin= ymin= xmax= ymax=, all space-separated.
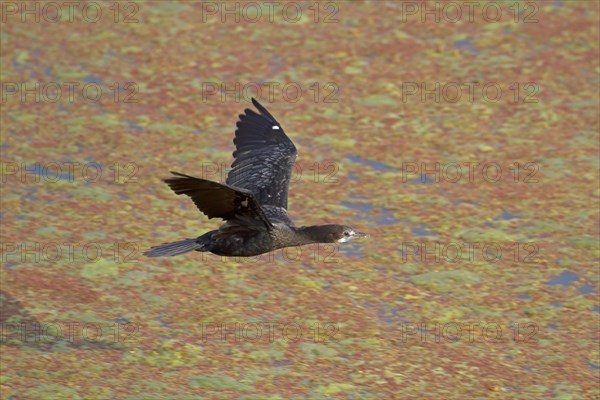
xmin=164 ymin=171 xmax=273 ymax=231
xmin=226 ymin=98 xmax=297 ymax=215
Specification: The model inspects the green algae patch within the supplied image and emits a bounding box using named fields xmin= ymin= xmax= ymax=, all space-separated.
xmin=568 ymin=235 xmax=597 ymax=249
xmin=80 ymin=260 xmax=119 ymax=280
xmin=300 ymin=342 xmax=339 ymax=359
xmin=315 ymin=383 xmax=356 ymax=395
xmin=24 ymin=385 xmax=83 ymax=400
xmin=411 ymin=270 xmax=481 ymax=293
xmin=188 ymin=375 xmax=254 ymax=391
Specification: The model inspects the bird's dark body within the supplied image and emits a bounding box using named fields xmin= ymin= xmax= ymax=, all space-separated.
xmin=144 ymin=98 xmax=365 ymax=258
xmin=195 ymin=222 xmax=296 ymax=257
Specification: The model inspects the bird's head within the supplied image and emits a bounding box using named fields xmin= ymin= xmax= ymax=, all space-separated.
xmin=312 ymin=224 xmax=368 ymax=243
xmin=335 ymin=226 xmax=368 ymax=243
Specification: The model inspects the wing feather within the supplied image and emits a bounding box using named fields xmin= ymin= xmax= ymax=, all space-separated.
xmin=165 ymin=171 xmax=272 ymax=231
xmin=226 ymin=98 xmax=297 ymax=214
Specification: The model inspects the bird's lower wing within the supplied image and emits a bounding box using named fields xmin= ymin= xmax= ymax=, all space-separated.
xmin=164 ymin=171 xmax=273 ymax=231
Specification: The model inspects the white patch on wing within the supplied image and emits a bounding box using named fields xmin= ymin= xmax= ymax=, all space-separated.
xmin=272 ymin=126 xmax=280 ymax=130
xmin=241 ymin=199 xmax=248 ymax=207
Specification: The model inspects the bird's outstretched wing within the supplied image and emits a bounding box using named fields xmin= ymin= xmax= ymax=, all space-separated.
xmin=164 ymin=171 xmax=273 ymax=231
xmin=226 ymin=98 xmax=297 ymax=216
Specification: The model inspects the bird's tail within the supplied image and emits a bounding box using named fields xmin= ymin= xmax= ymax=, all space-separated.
xmin=144 ymin=238 xmax=206 ymax=257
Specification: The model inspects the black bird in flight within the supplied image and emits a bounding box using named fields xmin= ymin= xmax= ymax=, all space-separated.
xmin=144 ymin=98 xmax=366 ymax=258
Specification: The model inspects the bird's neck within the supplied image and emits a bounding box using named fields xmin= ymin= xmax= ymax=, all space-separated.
xmin=292 ymin=225 xmax=331 ymax=245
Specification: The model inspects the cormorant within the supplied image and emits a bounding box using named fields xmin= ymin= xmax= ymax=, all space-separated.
xmin=144 ymin=98 xmax=366 ymax=258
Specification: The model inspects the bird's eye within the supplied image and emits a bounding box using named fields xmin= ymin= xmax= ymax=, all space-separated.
xmin=344 ymin=231 xmax=350 ymax=236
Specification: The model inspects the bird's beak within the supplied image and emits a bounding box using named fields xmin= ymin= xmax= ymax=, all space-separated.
xmin=353 ymin=231 xmax=368 ymax=239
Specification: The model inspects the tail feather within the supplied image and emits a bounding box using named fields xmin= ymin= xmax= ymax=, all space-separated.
xmin=144 ymin=238 xmax=204 ymax=257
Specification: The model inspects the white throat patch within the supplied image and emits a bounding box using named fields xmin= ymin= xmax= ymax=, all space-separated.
xmin=337 ymin=230 xmax=355 ymax=243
